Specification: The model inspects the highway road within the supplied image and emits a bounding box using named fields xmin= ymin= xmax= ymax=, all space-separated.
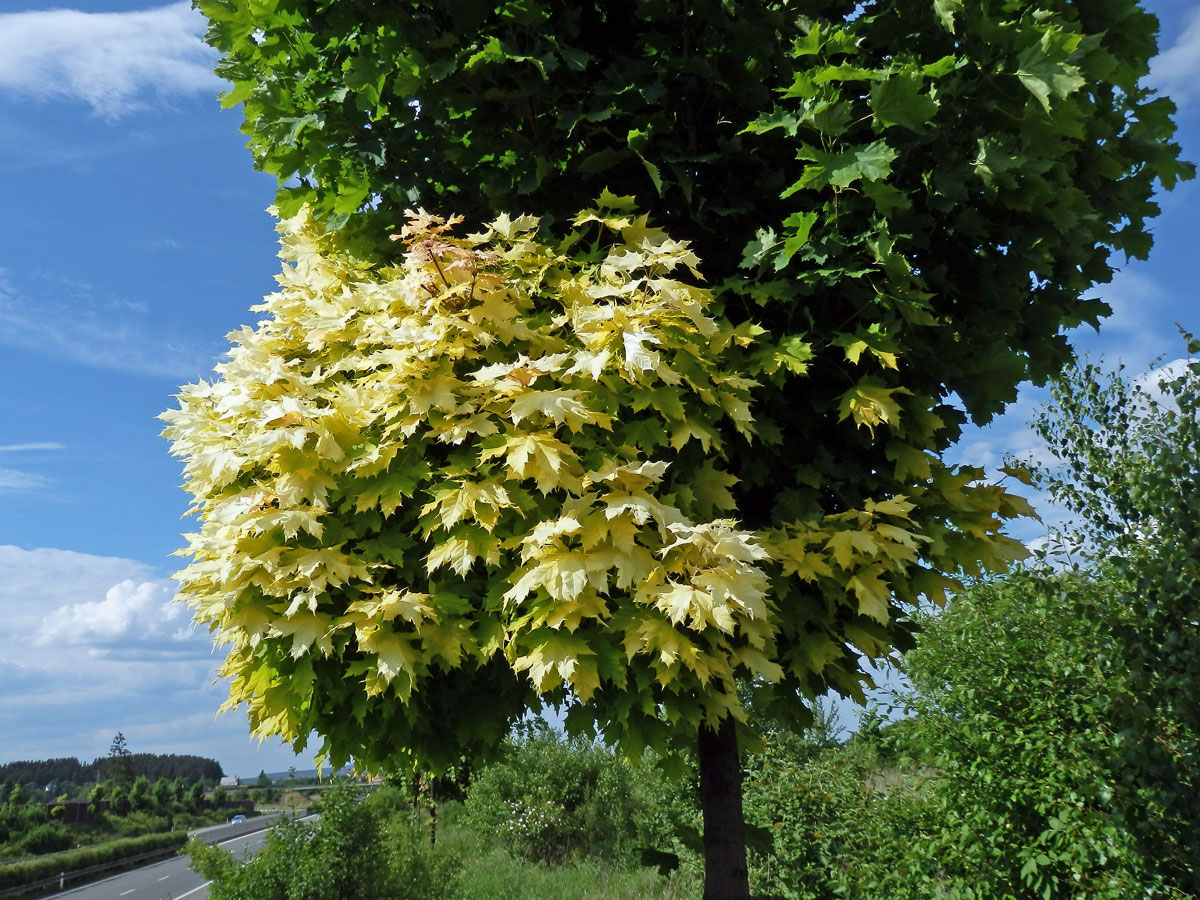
xmin=44 ymin=817 xmax=312 ymax=900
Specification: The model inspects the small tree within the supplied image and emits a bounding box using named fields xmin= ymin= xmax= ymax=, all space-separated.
xmin=86 ymin=783 xmax=105 ymax=815
xmin=185 ymin=781 xmax=205 ymax=813
xmin=211 ymin=784 xmax=228 ymax=811
xmin=902 ymin=572 xmax=1156 ymax=898
xmin=128 ymin=775 xmax=151 ymax=812
xmin=152 ymin=777 xmax=172 ymax=810
xmin=1029 ymin=341 xmax=1200 ymax=892
xmin=106 ymin=733 xmax=133 ymax=785
xmin=108 ymin=784 xmax=130 ymax=816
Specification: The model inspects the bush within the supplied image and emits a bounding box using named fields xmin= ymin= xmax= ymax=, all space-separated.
xmin=462 ymin=721 xmax=653 ymax=865
xmin=896 ymin=572 xmax=1169 ymax=899
xmin=19 ymin=823 xmax=72 ymax=856
xmin=188 ymin=783 xmax=401 ymax=900
xmin=737 ymin=717 xmax=935 ymax=900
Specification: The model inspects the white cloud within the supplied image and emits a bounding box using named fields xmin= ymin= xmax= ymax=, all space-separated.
xmin=35 ymin=578 xmax=189 ymax=648
xmin=0 ymin=3 xmax=220 ymax=119
xmin=1133 ymin=356 xmax=1192 ymax=399
xmin=1149 ymin=7 xmax=1200 ymax=108
xmin=0 ymin=544 xmax=313 ymax=776
xmin=0 ymin=545 xmax=210 ymax=682
xmin=0 ymin=545 xmax=158 ymax=633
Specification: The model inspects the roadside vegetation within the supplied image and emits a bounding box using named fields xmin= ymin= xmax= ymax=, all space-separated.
xmin=0 ymin=743 xmax=236 ymax=862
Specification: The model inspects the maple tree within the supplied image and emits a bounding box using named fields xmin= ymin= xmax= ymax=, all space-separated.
xmin=179 ymin=1 xmax=1191 ymax=897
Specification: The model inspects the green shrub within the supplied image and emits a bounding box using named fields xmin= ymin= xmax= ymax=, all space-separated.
xmin=188 ymin=783 xmax=402 ymax=900
xmin=897 ymin=573 xmax=1168 ymax=899
xmin=739 ymin=721 xmax=938 ymax=900
xmin=0 ymin=801 xmax=44 ymax=855
xmin=462 ymin=721 xmax=652 ymax=865
xmin=19 ymin=823 xmax=72 ymax=856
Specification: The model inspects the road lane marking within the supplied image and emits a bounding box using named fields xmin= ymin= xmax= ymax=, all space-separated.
xmin=174 ymin=882 xmax=211 ymax=899
xmin=159 ymin=875 xmax=171 ymax=881
xmin=120 ymin=891 xmax=135 ymax=896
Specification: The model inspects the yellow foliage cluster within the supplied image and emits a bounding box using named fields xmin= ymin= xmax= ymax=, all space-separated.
xmin=163 ymin=198 xmax=1032 ymax=768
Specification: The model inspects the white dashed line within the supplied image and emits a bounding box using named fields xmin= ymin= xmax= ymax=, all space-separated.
xmin=173 ymin=882 xmax=212 ymax=900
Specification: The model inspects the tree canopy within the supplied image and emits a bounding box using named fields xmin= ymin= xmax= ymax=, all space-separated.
xmin=175 ymin=2 xmax=1191 ymax=895
xmin=180 ymin=0 xmax=1191 ymax=755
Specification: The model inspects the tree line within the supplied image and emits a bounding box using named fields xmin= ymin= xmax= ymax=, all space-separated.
xmin=0 ymin=753 xmax=223 ymax=789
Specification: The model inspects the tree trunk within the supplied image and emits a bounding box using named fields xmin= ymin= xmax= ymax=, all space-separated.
xmin=698 ymin=715 xmax=750 ymax=900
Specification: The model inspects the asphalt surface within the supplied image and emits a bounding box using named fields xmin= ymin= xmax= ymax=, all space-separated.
xmin=43 ymin=818 xmax=311 ymax=900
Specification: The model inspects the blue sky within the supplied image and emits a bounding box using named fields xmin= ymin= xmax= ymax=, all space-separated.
xmin=0 ymin=1 xmax=1197 ymax=777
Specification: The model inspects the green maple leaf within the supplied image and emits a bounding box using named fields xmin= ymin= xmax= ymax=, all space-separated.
xmin=1016 ymin=30 xmax=1086 ymax=114
xmin=870 ymin=73 xmax=939 ymax=132
xmin=690 ymin=461 xmax=739 ymax=519
xmin=785 ymin=141 xmax=898 ymax=195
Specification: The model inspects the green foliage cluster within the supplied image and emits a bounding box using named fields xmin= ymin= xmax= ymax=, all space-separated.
xmin=462 ymin=720 xmax=653 ymax=863
xmin=729 ymin=566 xmax=1196 ymax=900
xmin=195 ymin=0 xmax=1193 ymax=521
xmin=0 ymin=793 xmax=59 ymax=857
xmin=897 ymin=573 xmax=1162 ymax=898
xmin=190 ymin=784 xmax=417 ymax=900
xmin=15 ymin=822 xmax=73 ymax=856
xmin=738 ymin=719 xmax=915 ymax=899
xmin=0 ymin=831 xmax=187 ymax=893
xmin=1029 ymin=344 xmax=1200 ymax=891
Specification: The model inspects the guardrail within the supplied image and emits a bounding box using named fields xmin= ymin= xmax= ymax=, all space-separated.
xmin=188 ymin=811 xmax=289 ymax=844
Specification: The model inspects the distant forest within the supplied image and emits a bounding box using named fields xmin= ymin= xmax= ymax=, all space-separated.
xmin=0 ymin=754 xmax=223 ymax=786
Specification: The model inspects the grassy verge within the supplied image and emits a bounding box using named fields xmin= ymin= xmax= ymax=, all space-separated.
xmin=0 ymin=831 xmax=187 ymax=895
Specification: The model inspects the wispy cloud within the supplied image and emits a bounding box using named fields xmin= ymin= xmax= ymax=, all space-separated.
xmin=0 ymin=267 xmax=222 ymax=378
xmin=0 ymin=443 xmax=61 ymax=493
xmin=1149 ymin=7 xmax=1200 ymax=108
xmin=0 ymin=467 xmax=48 ymax=492
xmin=0 ymin=3 xmax=220 ymax=119
xmin=0 ymin=442 xmax=64 ymax=452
